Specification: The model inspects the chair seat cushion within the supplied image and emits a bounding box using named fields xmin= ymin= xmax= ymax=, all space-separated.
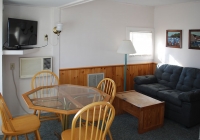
xmin=2 ymin=114 xmax=40 ymax=135
xmin=62 ymin=126 xmax=104 ymax=140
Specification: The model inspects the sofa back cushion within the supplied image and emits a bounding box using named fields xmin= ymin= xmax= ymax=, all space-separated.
xmin=176 ymin=67 xmax=200 ymax=91
xmin=155 ymin=64 xmax=183 ymax=89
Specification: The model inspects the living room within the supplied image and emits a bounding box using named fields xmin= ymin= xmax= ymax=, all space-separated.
xmin=0 ymin=0 xmax=200 ymax=139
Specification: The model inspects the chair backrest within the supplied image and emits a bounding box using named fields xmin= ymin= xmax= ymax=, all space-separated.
xmin=0 ymin=93 xmax=15 ymax=132
xmin=31 ymin=70 xmax=59 ymax=89
xmin=0 ymin=94 xmax=12 ymax=119
xmin=97 ymin=78 xmax=116 ymax=104
xmin=71 ymin=101 xmax=115 ymax=140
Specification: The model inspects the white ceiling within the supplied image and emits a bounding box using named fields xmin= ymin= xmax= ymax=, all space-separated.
xmin=3 ymin=0 xmax=200 ymax=7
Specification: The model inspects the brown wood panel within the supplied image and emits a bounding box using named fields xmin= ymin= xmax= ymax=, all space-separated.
xmin=115 ymin=66 xmax=123 ymax=92
xmin=78 ymin=69 xmax=84 ymax=86
xmin=59 ymin=63 xmax=155 ymax=92
xmin=153 ymin=63 xmax=157 ymax=74
xmin=112 ymin=97 xmax=125 ymax=115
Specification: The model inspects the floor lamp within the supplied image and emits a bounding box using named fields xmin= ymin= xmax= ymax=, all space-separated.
xmin=117 ymin=40 xmax=136 ymax=91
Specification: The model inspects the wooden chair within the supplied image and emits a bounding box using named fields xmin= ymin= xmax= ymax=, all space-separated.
xmin=31 ymin=70 xmax=59 ymax=89
xmin=61 ymin=101 xmax=115 ymax=140
xmin=97 ymin=78 xmax=117 ymax=140
xmin=31 ymin=70 xmax=61 ymax=121
xmin=80 ymin=78 xmax=116 ymax=140
xmin=0 ymin=93 xmax=41 ymax=140
xmin=97 ymin=78 xmax=116 ymax=104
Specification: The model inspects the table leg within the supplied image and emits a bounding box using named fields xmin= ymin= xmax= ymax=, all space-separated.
xmin=54 ymin=98 xmax=71 ymax=139
xmin=53 ymin=114 xmax=70 ymax=139
xmin=62 ymin=114 xmax=70 ymax=130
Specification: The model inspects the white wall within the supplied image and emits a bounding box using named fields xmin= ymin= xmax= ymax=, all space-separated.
xmin=60 ymin=0 xmax=154 ymax=68
xmin=1 ymin=0 xmax=154 ymax=117
xmin=154 ymin=1 xmax=200 ymax=68
xmin=0 ymin=0 xmax=3 ymax=135
xmin=3 ymin=5 xmax=55 ymax=116
xmin=52 ymin=8 xmax=61 ymax=76
xmin=1 ymin=0 xmax=200 ymax=127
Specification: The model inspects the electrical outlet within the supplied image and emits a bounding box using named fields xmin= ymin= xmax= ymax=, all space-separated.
xmin=44 ymin=34 xmax=48 ymax=41
xmin=10 ymin=63 xmax=15 ymax=70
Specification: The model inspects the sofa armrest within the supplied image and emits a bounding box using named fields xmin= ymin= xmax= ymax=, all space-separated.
xmin=134 ymin=75 xmax=157 ymax=85
xmin=178 ymin=90 xmax=200 ymax=102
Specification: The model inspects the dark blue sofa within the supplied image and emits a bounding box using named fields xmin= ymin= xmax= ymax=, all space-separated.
xmin=134 ymin=63 xmax=200 ymax=127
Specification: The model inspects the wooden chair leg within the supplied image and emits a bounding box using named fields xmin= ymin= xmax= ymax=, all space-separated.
xmin=38 ymin=110 xmax=41 ymax=119
xmin=15 ymin=135 xmax=19 ymax=140
xmin=3 ymin=135 xmax=7 ymax=140
xmin=34 ymin=109 xmax=37 ymax=115
xmin=108 ymin=129 xmax=113 ymax=140
xmin=34 ymin=131 xmax=37 ymax=140
xmin=25 ymin=134 xmax=28 ymax=140
xmin=35 ymin=130 xmax=41 ymax=140
xmin=57 ymin=113 xmax=62 ymax=122
xmin=8 ymin=136 xmax=12 ymax=140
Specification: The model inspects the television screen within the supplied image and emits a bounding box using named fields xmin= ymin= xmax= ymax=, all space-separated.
xmin=7 ymin=18 xmax=38 ymax=49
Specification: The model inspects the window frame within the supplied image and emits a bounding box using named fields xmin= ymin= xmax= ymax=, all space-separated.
xmin=126 ymin=27 xmax=154 ymax=56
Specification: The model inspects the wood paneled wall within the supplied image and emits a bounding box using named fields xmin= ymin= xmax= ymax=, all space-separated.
xmin=59 ymin=63 xmax=156 ymax=92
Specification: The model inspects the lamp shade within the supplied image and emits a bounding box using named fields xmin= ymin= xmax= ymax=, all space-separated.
xmin=117 ymin=40 xmax=136 ymax=54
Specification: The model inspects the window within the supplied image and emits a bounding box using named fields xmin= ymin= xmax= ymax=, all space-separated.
xmin=126 ymin=27 xmax=154 ymax=56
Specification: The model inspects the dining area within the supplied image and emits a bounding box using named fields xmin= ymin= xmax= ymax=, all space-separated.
xmin=0 ymin=70 xmax=117 ymax=140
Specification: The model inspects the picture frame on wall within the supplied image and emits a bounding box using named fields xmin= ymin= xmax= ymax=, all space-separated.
xmin=189 ymin=29 xmax=200 ymax=50
xmin=166 ymin=30 xmax=182 ymax=48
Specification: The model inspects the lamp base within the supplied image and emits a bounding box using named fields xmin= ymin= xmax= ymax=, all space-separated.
xmin=124 ymin=54 xmax=127 ymax=91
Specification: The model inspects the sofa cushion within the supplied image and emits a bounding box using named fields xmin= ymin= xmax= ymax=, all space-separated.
xmin=134 ymin=75 xmax=157 ymax=85
xmin=155 ymin=64 xmax=183 ymax=89
xmin=157 ymin=90 xmax=182 ymax=106
xmin=176 ymin=67 xmax=200 ymax=91
xmin=178 ymin=89 xmax=200 ymax=102
xmin=135 ymin=83 xmax=171 ymax=97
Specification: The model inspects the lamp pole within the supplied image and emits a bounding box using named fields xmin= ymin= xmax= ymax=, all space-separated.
xmin=117 ymin=40 xmax=136 ymax=91
xmin=124 ymin=54 xmax=127 ymax=91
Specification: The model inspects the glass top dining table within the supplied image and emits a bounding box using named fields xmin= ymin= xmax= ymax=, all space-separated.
xmin=22 ymin=84 xmax=111 ymax=130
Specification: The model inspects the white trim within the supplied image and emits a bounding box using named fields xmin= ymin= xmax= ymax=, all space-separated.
xmin=3 ymin=3 xmax=54 ymax=8
xmin=60 ymin=0 xmax=94 ymax=9
xmin=2 ymin=48 xmax=39 ymax=55
xmin=3 ymin=0 xmax=94 ymax=8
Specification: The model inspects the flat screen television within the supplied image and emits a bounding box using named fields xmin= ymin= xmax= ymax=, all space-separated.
xmin=7 ymin=18 xmax=38 ymax=50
